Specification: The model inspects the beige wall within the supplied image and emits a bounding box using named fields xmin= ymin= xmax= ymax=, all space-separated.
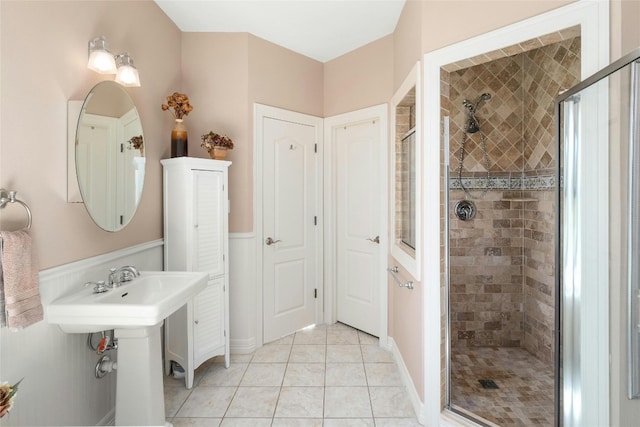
xmin=420 ymin=0 xmax=575 ymax=54
xmin=387 ymin=0 xmax=426 ymax=401
xmin=0 ymin=0 xmax=181 ymax=269
xmin=249 ymin=35 xmax=324 ymax=118
xmin=612 ymin=0 xmax=640 ymax=58
xmin=393 ymin=0 xmax=423 ymax=91
xmin=181 ymin=32 xmax=251 ymax=232
xmin=323 ymin=35 xmax=394 ymax=117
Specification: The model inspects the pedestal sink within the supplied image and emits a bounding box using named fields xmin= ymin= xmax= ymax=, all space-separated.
xmin=47 ymin=271 xmax=208 ymax=426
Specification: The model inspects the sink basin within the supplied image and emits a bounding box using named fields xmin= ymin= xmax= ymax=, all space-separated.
xmin=47 ymin=270 xmax=209 ymax=426
xmin=47 ymin=271 xmax=208 ymax=333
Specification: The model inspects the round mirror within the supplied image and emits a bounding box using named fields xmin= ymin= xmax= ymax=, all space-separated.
xmin=76 ymin=81 xmax=145 ymax=231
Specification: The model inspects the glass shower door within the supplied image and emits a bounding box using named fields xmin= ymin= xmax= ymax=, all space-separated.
xmin=558 ymin=48 xmax=640 ymax=426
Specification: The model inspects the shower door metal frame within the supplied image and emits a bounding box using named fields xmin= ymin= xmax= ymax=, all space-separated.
xmin=628 ymin=56 xmax=640 ymax=400
xmin=556 ymin=46 xmax=640 ymax=426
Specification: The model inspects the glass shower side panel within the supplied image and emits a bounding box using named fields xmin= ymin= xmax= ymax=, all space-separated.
xmin=558 ymin=68 xmax=611 ymax=427
xmin=559 ymin=94 xmax=582 ymax=427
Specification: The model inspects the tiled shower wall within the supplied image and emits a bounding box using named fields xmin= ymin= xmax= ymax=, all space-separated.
xmin=445 ymin=35 xmax=580 ymax=364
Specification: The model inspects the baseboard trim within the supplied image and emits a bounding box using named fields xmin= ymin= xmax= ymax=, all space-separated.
xmin=230 ymin=337 xmax=256 ymax=355
xmin=388 ymin=337 xmax=425 ymax=425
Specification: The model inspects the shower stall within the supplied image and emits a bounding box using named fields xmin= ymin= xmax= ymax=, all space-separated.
xmin=443 ymin=33 xmax=581 ymax=425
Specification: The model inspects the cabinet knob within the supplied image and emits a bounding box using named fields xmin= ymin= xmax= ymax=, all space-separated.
xmin=194 ymin=320 xmax=199 ymax=325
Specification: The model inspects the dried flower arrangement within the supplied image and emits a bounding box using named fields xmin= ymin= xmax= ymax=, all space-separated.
xmin=0 ymin=378 xmax=22 ymax=418
xmin=161 ymin=92 xmax=193 ymax=119
xmin=200 ymin=131 xmax=234 ymax=152
xmin=128 ymin=135 xmax=144 ymax=150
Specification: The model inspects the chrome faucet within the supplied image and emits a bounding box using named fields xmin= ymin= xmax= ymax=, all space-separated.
xmin=108 ymin=265 xmax=140 ymax=288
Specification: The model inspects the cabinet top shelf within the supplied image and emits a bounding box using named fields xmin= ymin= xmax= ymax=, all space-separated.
xmin=161 ymin=157 xmax=232 ymax=168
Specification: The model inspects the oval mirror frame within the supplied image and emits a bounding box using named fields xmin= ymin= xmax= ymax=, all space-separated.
xmin=76 ymin=81 xmax=145 ymax=232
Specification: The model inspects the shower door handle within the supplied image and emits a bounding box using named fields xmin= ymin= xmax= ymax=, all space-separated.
xmin=367 ymin=236 xmax=380 ymax=244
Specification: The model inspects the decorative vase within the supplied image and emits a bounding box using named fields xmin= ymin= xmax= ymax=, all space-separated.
xmin=211 ymin=146 xmax=228 ymax=160
xmin=171 ymin=119 xmax=188 ymax=157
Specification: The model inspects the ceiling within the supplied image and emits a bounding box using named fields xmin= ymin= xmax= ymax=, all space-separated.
xmin=154 ymin=0 xmax=406 ymax=63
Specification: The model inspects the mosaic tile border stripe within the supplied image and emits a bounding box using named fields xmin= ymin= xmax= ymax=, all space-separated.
xmin=449 ymin=175 xmax=555 ymax=191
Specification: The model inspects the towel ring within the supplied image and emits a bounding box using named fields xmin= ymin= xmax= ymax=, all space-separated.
xmin=0 ymin=189 xmax=32 ymax=230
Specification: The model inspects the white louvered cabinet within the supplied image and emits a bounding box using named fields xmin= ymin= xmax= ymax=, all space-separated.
xmin=161 ymin=157 xmax=231 ymax=389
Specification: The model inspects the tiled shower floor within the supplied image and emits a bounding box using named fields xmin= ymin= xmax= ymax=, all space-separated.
xmin=163 ymin=322 xmax=422 ymax=426
xmin=450 ymin=346 xmax=555 ymax=426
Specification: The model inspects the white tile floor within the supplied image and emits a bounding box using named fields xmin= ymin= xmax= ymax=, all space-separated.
xmin=164 ymin=322 xmax=422 ymax=426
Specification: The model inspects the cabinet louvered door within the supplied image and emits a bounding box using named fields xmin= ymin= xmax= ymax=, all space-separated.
xmin=193 ymin=276 xmax=225 ymax=366
xmin=193 ymin=170 xmax=224 ymax=277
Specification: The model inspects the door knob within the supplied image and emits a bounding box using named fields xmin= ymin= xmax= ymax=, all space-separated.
xmin=367 ymin=236 xmax=380 ymax=244
xmin=265 ymin=237 xmax=282 ymax=246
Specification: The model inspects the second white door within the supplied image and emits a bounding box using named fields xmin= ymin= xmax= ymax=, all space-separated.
xmin=334 ymin=118 xmax=383 ymax=337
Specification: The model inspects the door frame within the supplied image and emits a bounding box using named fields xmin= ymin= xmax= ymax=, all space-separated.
xmin=323 ymin=104 xmax=389 ymax=344
xmin=254 ymin=103 xmax=324 ymax=346
xmin=422 ymin=1 xmax=609 ymax=425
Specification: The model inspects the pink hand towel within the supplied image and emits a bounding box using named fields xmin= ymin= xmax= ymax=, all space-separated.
xmin=0 ymin=230 xmax=43 ymax=329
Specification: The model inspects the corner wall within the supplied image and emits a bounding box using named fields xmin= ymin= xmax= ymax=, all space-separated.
xmin=180 ymin=32 xmax=251 ymax=233
xmin=180 ymin=32 xmax=324 ymax=353
xmin=0 ymin=2 xmax=180 ymax=425
xmin=323 ymin=35 xmax=394 ymax=117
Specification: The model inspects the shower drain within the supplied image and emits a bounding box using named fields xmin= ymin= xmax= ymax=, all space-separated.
xmin=478 ymin=379 xmax=499 ymax=389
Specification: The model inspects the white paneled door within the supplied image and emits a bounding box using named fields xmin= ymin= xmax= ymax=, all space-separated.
xmin=261 ymin=109 xmax=322 ymax=343
xmin=335 ymin=118 xmax=382 ymax=337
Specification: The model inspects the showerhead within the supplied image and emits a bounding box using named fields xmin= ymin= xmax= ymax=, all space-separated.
xmin=462 ymin=93 xmax=492 ymax=114
xmin=463 ymin=93 xmax=492 ymax=134
xmin=474 ymin=93 xmax=492 ymax=110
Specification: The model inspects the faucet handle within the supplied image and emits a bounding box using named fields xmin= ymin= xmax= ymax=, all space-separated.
xmin=85 ymin=280 xmax=108 ymax=294
xmin=108 ymin=268 xmax=118 ymax=287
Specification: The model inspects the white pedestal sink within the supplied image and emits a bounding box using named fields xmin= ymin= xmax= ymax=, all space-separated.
xmin=47 ymin=271 xmax=208 ymax=426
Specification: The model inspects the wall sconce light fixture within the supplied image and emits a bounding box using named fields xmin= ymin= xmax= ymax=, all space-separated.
xmin=87 ymin=36 xmax=141 ymax=87
xmin=115 ymin=54 xmax=140 ymax=87
xmin=87 ymin=36 xmax=117 ymax=74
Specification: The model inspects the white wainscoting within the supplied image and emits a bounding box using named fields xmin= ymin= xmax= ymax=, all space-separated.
xmin=228 ymin=233 xmax=257 ymax=354
xmin=0 ymin=240 xmax=163 ymax=427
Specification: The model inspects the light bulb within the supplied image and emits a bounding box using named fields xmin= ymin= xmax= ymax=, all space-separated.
xmin=115 ymin=53 xmax=141 ymax=87
xmin=87 ymin=36 xmax=116 ymax=74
